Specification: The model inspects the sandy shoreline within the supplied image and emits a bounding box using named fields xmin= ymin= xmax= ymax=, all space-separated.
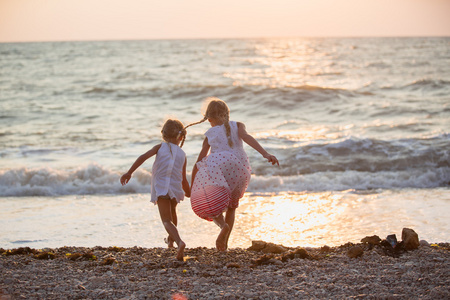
xmin=1 ymin=241 xmax=449 ymax=300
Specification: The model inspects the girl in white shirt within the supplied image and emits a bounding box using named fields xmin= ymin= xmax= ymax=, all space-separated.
xmin=120 ymin=119 xmax=190 ymax=260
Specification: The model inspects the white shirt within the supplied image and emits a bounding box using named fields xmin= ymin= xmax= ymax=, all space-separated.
xmin=151 ymin=142 xmax=186 ymax=203
xmin=205 ymin=121 xmax=250 ymax=170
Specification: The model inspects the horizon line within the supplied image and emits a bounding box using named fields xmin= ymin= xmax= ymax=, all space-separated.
xmin=1 ymin=34 xmax=449 ymax=44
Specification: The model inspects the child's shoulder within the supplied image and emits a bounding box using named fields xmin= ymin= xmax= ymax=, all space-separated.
xmin=235 ymin=121 xmax=246 ymax=128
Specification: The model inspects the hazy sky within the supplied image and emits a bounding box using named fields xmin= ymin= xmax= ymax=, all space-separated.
xmin=1 ymin=0 xmax=449 ymax=42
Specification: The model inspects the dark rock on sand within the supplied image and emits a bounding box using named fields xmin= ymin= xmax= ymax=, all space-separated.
xmin=248 ymin=240 xmax=287 ymax=253
xmin=386 ymin=234 xmax=398 ymax=248
xmin=247 ymin=240 xmax=266 ymax=251
xmin=262 ymin=243 xmax=287 ymax=254
xmin=320 ymin=245 xmax=331 ymax=253
xmin=347 ymin=246 xmax=364 ymax=258
xmin=402 ymin=228 xmax=420 ymax=250
xmin=281 ymin=247 xmax=311 ymax=261
xmin=420 ymin=240 xmax=430 ymax=247
xmin=361 ymin=235 xmax=381 ymax=245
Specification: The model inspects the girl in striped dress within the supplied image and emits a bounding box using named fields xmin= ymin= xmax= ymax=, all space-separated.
xmin=186 ymin=98 xmax=279 ymax=251
xmin=120 ymin=119 xmax=190 ymax=260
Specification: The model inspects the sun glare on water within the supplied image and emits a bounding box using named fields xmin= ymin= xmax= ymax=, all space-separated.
xmin=236 ymin=192 xmax=347 ymax=247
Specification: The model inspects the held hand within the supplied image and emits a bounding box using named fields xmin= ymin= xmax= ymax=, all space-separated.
xmin=264 ymin=153 xmax=279 ymax=166
xmin=120 ymin=173 xmax=131 ymax=186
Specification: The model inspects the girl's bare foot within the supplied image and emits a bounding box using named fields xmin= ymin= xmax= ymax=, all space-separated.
xmin=216 ymin=224 xmax=230 ymax=251
xmin=176 ymin=241 xmax=186 ymax=261
xmin=225 ymin=233 xmax=231 ymax=250
xmin=165 ymin=236 xmax=175 ymax=248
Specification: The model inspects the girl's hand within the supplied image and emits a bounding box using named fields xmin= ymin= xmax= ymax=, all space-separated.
xmin=264 ymin=153 xmax=279 ymax=166
xmin=120 ymin=173 xmax=131 ymax=185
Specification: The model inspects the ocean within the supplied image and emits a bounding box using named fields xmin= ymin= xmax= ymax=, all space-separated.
xmin=1 ymin=37 xmax=449 ymax=249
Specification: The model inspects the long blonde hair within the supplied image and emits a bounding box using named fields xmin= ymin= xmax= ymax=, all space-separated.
xmin=184 ymin=97 xmax=233 ymax=147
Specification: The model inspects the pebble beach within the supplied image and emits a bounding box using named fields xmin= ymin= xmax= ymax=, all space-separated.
xmin=1 ymin=239 xmax=449 ymax=300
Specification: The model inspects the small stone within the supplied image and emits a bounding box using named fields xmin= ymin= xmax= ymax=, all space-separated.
xmin=270 ymin=259 xmax=283 ymax=265
xmin=386 ymin=234 xmax=398 ymax=248
xmin=320 ymin=245 xmax=331 ymax=253
xmin=248 ymin=241 xmax=267 ymax=251
xmin=226 ymin=263 xmax=241 ymax=268
xmin=361 ymin=235 xmax=381 ymax=245
xmin=101 ymin=257 xmax=116 ymax=265
xmin=419 ymin=240 xmax=430 ymax=247
xmin=347 ymin=246 xmax=364 ymax=258
xmin=293 ymin=248 xmax=310 ymax=259
xmin=402 ymin=228 xmax=420 ymax=250
xmin=262 ymin=243 xmax=287 ymax=254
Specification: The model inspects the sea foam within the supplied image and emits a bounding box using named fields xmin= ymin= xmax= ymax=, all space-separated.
xmin=1 ymin=163 xmax=448 ymax=197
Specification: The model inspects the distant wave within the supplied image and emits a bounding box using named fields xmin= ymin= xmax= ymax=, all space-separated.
xmin=251 ymin=135 xmax=450 ymax=176
xmin=404 ymin=79 xmax=450 ymax=90
xmin=249 ymin=169 xmax=449 ymax=192
xmin=80 ymin=83 xmax=361 ymax=104
xmin=382 ymin=79 xmax=450 ymax=94
xmin=84 ymin=87 xmax=117 ymax=94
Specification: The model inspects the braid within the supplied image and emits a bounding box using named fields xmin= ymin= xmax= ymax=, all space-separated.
xmin=179 ymin=127 xmax=187 ymax=148
xmin=183 ymin=116 xmax=207 ymax=131
xmin=179 ymin=116 xmax=208 ymax=148
xmin=223 ymin=115 xmax=233 ymax=147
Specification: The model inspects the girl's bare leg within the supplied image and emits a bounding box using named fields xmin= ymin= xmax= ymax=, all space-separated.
xmin=166 ymin=201 xmax=178 ymax=248
xmin=213 ymin=214 xmax=230 ymax=252
xmin=224 ymin=207 xmax=236 ymax=250
xmin=157 ymin=198 xmax=185 ymax=260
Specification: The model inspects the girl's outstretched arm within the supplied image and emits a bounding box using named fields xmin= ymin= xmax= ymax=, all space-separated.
xmin=191 ymin=137 xmax=210 ymax=186
xmin=237 ymin=122 xmax=279 ymax=166
xmin=120 ymin=144 xmax=162 ymax=185
xmin=182 ymin=158 xmax=190 ymax=197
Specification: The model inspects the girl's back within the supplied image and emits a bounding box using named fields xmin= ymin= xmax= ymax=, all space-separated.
xmin=152 ymin=142 xmax=186 ymax=202
xmin=205 ymin=121 xmax=249 ymax=167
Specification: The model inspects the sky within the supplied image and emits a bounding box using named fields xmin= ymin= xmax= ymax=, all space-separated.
xmin=0 ymin=0 xmax=449 ymax=42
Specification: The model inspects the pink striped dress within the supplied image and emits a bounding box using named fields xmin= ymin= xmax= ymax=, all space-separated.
xmin=191 ymin=121 xmax=251 ymax=221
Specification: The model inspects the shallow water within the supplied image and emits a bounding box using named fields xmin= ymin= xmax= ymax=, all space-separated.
xmin=1 ymin=189 xmax=448 ymax=249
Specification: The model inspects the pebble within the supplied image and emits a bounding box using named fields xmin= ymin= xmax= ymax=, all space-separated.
xmin=1 ymin=243 xmax=449 ymax=299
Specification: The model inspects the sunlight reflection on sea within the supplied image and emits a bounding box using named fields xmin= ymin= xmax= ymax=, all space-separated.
xmin=1 ymin=189 xmax=448 ymax=249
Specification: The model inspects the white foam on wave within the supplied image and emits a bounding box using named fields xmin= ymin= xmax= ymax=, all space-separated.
xmin=0 ymin=164 xmax=151 ymax=197
xmin=248 ymin=168 xmax=450 ymax=192
xmin=0 ymin=163 xmax=448 ymax=197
